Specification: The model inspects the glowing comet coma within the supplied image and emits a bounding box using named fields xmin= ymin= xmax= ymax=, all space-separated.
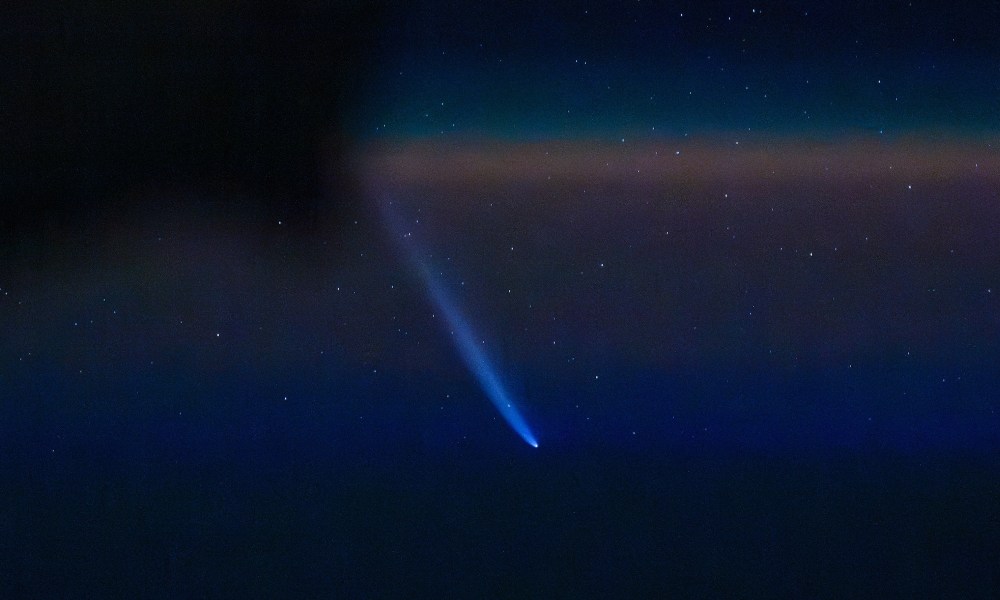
xmin=378 ymin=198 xmax=539 ymax=448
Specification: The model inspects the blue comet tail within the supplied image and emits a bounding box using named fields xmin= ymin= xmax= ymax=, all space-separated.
xmin=380 ymin=198 xmax=539 ymax=447
xmin=420 ymin=266 xmax=539 ymax=448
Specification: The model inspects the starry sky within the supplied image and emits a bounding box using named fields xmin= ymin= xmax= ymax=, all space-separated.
xmin=3 ymin=1 xmax=1000 ymax=597
xmin=362 ymin=0 xmax=1000 ymax=138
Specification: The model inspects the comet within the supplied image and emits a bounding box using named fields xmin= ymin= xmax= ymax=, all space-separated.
xmin=378 ymin=198 xmax=539 ymax=448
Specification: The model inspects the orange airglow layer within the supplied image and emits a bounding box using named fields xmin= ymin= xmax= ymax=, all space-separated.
xmin=358 ymin=136 xmax=1000 ymax=187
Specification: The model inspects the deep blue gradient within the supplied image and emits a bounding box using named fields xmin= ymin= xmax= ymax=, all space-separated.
xmin=3 ymin=357 xmax=1000 ymax=597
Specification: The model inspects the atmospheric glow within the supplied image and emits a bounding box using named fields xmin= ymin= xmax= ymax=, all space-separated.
xmin=380 ymin=198 xmax=539 ymax=448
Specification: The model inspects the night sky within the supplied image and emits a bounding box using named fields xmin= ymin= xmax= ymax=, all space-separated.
xmin=3 ymin=2 xmax=1000 ymax=597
